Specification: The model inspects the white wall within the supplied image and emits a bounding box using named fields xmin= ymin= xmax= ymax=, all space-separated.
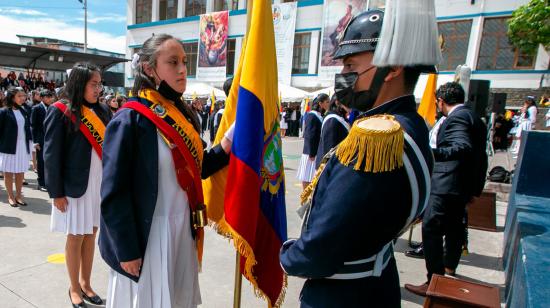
xmin=126 ymin=0 xmax=549 ymax=91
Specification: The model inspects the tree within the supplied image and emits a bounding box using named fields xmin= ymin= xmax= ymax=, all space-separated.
xmin=507 ymin=0 xmax=550 ymax=55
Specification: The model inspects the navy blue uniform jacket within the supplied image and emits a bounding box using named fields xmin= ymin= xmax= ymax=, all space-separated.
xmin=280 ymin=95 xmax=434 ymax=308
xmin=0 ymin=107 xmax=31 ymax=155
xmin=431 ymin=105 xmax=487 ymax=198
xmin=302 ymin=111 xmax=322 ymax=157
xmin=315 ymin=112 xmax=349 ymax=168
xmin=31 ymin=103 xmax=47 ymax=145
xmin=43 ymin=102 xmax=112 ymax=199
xmin=99 ymin=107 xmax=229 ymax=282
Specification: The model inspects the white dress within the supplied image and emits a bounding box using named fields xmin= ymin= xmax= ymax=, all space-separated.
xmin=106 ymin=135 xmax=201 ymax=308
xmin=50 ymin=150 xmax=102 ymax=235
xmin=0 ymin=110 xmax=31 ymax=173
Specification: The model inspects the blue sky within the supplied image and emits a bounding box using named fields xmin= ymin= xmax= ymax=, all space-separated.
xmin=0 ymin=0 xmax=127 ymax=53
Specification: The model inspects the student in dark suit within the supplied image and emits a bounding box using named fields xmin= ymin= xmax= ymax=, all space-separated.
xmin=100 ymin=34 xmax=232 ymax=307
xmin=0 ymin=87 xmax=32 ymax=207
xmin=296 ymin=94 xmax=329 ymax=189
xmin=406 ymin=82 xmax=488 ymax=296
xmin=31 ymin=89 xmax=54 ymax=191
xmin=315 ymin=94 xmax=350 ymax=168
xmin=44 ymin=63 xmax=110 ymax=307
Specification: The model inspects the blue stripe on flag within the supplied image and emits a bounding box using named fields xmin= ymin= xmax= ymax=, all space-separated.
xmin=232 ymin=87 xmax=265 ymax=175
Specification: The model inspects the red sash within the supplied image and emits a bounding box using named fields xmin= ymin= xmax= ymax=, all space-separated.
xmin=122 ymin=102 xmax=204 ymax=218
xmin=52 ymin=102 xmax=104 ymax=159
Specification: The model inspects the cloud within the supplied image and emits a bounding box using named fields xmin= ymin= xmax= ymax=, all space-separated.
xmin=0 ymin=14 xmax=125 ymax=54
xmin=76 ymin=13 xmax=126 ymax=24
xmin=0 ymin=8 xmax=48 ymax=16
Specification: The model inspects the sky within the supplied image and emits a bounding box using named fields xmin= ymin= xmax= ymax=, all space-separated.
xmin=0 ymin=0 xmax=127 ymax=53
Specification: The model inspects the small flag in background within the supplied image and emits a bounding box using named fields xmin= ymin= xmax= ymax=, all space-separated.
xmin=210 ymin=90 xmax=216 ymax=114
xmin=417 ymin=73 xmax=438 ymax=127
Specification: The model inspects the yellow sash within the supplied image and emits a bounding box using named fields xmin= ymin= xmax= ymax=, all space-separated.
xmin=139 ymin=89 xmax=204 ymax=169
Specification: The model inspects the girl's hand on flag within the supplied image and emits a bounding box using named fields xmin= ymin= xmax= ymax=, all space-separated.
xmin=221 ymin=122 xmax=235 ymax=154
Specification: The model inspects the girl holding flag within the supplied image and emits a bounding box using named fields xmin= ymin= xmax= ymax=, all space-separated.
xmin=44 ymin=63 xmax=111 ymax=307
xmin=99 ymin=34 xmax=232 ymax=308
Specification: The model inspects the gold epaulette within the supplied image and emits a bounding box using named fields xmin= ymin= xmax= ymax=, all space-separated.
xmin=335 ymin=114 xmax=404 ymax=173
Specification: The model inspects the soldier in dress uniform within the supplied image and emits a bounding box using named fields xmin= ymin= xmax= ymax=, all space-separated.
xmin=280 ymin=1 xmax=442 ymax=306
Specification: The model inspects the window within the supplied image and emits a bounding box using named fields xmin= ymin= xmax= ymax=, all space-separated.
xmin=214 ymin=0 xmax=238 ymax=11
xmin=185 ymin=0 xmax=206 ymax=17
xmin=159 ymin=0 xmax=177 ymax=20
xmin=292 ymin=33 xmax=311 ymax=74
xmin=135 ymin=0 xmax=152 ymax=24
xmin=226 ymin=39 xmax=236 ymax=75
xmin=368 ymin=0 xmax=385 ymax=9
xmin=438 ymin=20 xmax=473 ymax=71
xmin=183 ymin=43 xmax=198 ymax=77
xmin=477 ymin=17 xmax=535 ymax=70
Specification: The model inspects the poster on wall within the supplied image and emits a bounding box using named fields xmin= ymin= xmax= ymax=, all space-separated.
xmin=319 ymin=0 xmax=367 ymax=80
xmin=197 ymin=11 xmax=229 ymax=81
xmin=272 ymin=2 xmax=297 ymax=85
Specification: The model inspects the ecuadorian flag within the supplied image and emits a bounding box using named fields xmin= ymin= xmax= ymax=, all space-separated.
xmin=202 ymin=0 xmax=287 ymax=306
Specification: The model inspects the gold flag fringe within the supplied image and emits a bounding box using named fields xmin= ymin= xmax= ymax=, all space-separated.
xmin=335 ymin=115 xmax=404 ymax=173
xmin=207 ymin=217 xmax=287 ymax=308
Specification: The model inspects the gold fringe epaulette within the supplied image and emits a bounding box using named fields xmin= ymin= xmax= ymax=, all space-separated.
xmin=335 ymin=114 xmax=404 ymax=173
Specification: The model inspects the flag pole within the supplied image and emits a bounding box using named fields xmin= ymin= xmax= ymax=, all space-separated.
xmin=233 ymin=1 xmax=254 ymax=308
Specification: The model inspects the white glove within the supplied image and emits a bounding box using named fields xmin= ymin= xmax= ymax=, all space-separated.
xmin=224 ymin=122 xmax=235 ymax=142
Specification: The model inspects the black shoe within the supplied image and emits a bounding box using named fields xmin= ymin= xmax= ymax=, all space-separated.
xmin=38 ymin=186 xmax=48 ymax=192
xmin=405 ymin=246 xmax=424 ymax=259
xmin=22 ymin=181 xmax=29 ymax=186
xmin=15 ymin=199 xmax=27 ymax=206
xmin=409 ymin=241 xmax=422 ymax=249
xmin=81 ymin=289 xmax=103 ymax=305
xmin=68 ymin=289 xmax=86 ymax=308
xmin=8 ymin=200 xmax=18 ymax=207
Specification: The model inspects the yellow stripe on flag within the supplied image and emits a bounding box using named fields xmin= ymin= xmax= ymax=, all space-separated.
xmin=417 ymin=73 xmax=438 ymax=126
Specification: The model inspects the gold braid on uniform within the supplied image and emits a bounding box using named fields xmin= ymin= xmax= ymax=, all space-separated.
xmin=299 ymin=148 xmax=334 ymax=205
xmin=335 ymin=114 xmax=404 ymax=173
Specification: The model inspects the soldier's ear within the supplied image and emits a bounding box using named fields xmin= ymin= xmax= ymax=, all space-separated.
xmin=384 ymin=66 xmax=404 ymax=83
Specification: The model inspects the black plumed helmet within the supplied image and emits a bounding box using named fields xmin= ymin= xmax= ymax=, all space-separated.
xmin=333 ymin=10 xmax=384 ymax=60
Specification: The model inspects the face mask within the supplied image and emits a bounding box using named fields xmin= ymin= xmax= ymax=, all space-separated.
xmin=334 ymin=66 xmax=390 ymax=112
xmin=157 ymin=80 xmax=183 ymax=102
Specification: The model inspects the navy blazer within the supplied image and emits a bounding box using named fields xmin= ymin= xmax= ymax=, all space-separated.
xmin=31 ymin=103 xmax=48 ymax=145
xmin=0 ymin=107 xmax=31 ymax=155
xmin=99 ymin=107 xmax=230 ymax=282
xmin=431 ymin=105 xmax=488 ymax=198
xmin=43 ymin=102 xmax=112 ymax=199
xmin=315 ymin=112 xmax=349 ymax=168
xmin=302 ymin=111 xmax=323 ymax=157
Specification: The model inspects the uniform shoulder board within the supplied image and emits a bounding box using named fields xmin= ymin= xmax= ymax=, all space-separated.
xmin=335 ymin=114 xmax=404 ymax=173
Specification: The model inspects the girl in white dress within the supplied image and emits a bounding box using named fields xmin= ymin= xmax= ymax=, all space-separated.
xmin=0 ymin=87 xmax=32 ymax=207
xmin=44 ymin=63 xmax=111 ymax=307
xmin=100 ymin=34 xmax=233 ymax=308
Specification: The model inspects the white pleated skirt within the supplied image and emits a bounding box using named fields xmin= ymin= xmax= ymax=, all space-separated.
xmin=106 ymin=135 xmax=201 ymax=308
xmin=50 ymin=150 xmax=102 ymax=235
xmin=0 ymin=110 xmax=31 ymax=173
xmin=296 ymin=154 xmax=317 ymax=182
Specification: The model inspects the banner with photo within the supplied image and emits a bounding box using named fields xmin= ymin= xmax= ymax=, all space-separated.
xmin=319 ymin=0 xmax=367 ymax=80
xmin=272 ymin=2 xmax=297 ymax=85
xmin=197 ymin=11 xmax=229 ymax=81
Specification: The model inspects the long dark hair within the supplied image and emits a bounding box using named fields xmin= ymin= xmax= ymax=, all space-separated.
xmin=132 ymin=34 xmax=201 ymax=133
xmin=312 ymin=93 xmax=329 ymax=112
xmin=4 ymin=87 xmax=25 ymax=109
xmin=61 ymin=62 xmax=101 ymax=131
xmin=328 ymin=93 xmax=347 ymax=118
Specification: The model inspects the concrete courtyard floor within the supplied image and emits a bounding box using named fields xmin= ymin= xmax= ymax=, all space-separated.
xmin=0 ymin=136 xmax=509 ymax=307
